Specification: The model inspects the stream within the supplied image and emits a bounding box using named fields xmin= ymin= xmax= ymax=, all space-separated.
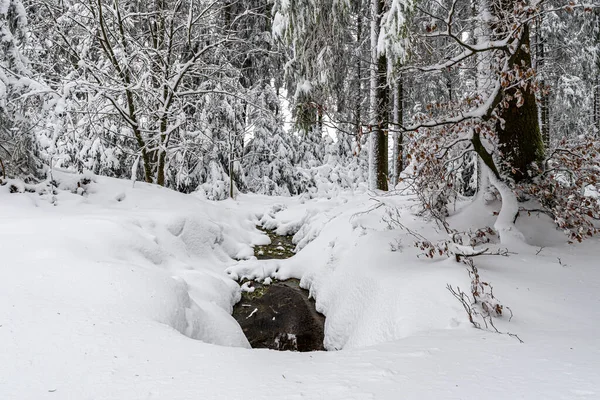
xmin=232 ymin=227 xmax=326 ymax=352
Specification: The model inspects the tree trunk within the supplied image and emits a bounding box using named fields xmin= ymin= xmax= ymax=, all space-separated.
xmin=355 ymin=6 xmax=363 ymax=137
xmin=153 ymin=4 xmax=172 ymax=187
xmin=369 ymin=0 xmax=389 ymax=191
xmin=595 ymin=74 xmax=600 ymax=137
xmin=535 ymin=15 xmax=550 ymax=147
xmin=474 ymin=0 xmax=491 ymax=95
xmin=96 ymin=0 xmax=153 ymax=183
xmin=495 ymin=24 xmax=544 ymax=182
xmin=392 ymin=73 xmax=403 ymax=186
xmin=229 ymin=152 xmax=234 ymax=199
xmin=156 ymin=113 xmax=168 ymax=187
xmin=595 ymin=11 xmax=600 ymax=137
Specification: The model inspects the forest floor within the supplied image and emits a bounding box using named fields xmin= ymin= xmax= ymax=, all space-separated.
xmin=1 ymin=171 xmax=599 ymax=400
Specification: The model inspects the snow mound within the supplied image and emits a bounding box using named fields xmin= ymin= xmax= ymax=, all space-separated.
xmin=3 ymin=174 xmax=600 ymax=399
xmin=226 ymin=195 xmax=471 ymax=350
xmin=1 ymin=171 xmax=252 ymax=349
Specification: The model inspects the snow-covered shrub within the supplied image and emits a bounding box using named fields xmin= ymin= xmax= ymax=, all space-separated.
xmin=404 ymin=123 xmax=478 ymax=219
xmin=0 ymin=0 xmax=45 ymax=180
xmin=517 ymin=135 xmax=600 ymax=242
xmin=289 ymin=135 xmax=368 ymax=200
xmin=197 ymin=161 xmax=237 ymax=201
xmin=447 ymin=259 xmax=521 ymax=342
xmin=243 ymin=87 xmax=303 ymax=196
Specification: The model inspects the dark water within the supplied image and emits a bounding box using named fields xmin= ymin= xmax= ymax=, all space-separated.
xmin=232 ymin=228 xmax=326 ymax=352
xmin=233 ymin=278 xmax=325 ymax=352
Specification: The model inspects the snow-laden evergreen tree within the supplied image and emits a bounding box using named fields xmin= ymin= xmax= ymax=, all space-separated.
xmin=272 ymin=0 xmax=351 ymax=169
xmin=0 ymin=0 xmax=43 ymax=179
xmin=24 ymin=2 xmax=127 ymax=179
xmin=243 ymin=84 xmax=307 ymax=196
xmin=372 ymin=0 xmax=413 ymax=190
xmin=30 ymin=0 xmax=295 ymax=197
xmin=3 ymin=0 xmax=597 ymax=224
xmin=316 ymin=133 xmax=369 ymax=194
xmin=184 ymin=79 xmax=250 ymax=200
xmin=536 ymin=2 xmax=599 ymax=141
xmin=34 ymin=0 xmax=249 ymax=188
xmin=273 ymin=0 xmax=413 ymax=191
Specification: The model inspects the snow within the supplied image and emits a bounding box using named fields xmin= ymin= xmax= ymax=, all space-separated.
xmin=2 ymin=172 xmax=600 ymax=399
xmin=487 ymin=165 xmax=526 ymax=245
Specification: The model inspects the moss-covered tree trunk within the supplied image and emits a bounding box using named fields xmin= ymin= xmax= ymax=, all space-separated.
xmin=496 ymin=24 xmax=544 ymax=182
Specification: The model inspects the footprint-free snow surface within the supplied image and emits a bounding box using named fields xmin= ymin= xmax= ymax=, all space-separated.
xmin=1 ymin=172 xmax=599 ymax=399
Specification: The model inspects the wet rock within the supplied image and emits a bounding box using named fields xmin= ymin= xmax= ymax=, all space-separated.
xmin=232 ymin=279 xmax=325 ymax=352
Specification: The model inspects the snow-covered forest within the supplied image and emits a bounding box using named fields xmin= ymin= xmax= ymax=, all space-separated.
xmin=1 ymin=0 xmax=600 ymax=399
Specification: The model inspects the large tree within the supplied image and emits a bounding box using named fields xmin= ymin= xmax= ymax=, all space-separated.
xmin=490 ymin=0 xmax=544 ymax=182
xmin=368 ymin=0 xmax=389 ymax=190
xmin=37 ymin=0 xmax=250 ymax=187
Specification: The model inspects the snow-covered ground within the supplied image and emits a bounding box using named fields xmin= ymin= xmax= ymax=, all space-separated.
xmin=1 ymin=172 xmax=599 ymax=399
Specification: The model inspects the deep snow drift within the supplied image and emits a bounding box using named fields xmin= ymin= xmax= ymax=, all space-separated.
xmin=1 ymin=172 xmax=599 ymax=399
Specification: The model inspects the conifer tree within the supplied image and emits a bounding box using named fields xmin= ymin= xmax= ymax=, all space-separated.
xmin=0 ymin=0 xmax=42 ymax=179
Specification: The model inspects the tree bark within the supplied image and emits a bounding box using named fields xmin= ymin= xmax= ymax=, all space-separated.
xmin=535 ymin=15 xmax=550 ymax=147
xmin=96 ymin=0 xmax=153 ymax=183
xmin=369 ymin=0 xmax=389 ymax=191
xmin=594 ymin=74 xmax=600 ymax=137
xmin=595 ymin=11 xmax=600 ymax=137
xmin=355 ymin=6 xmax=363 ymax=137
xmin=495 ymin=24 xmax=545 ymax=182
xmin=392 ymin=73 xmax=403 ymax=186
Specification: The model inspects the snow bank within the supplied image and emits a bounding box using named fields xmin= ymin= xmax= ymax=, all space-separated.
xmin=0 ymin=171 xmax=254 ymax=349
xmin=2 ymin=173 xmax=600 ymax=399
xmin=228 ymin=194 xmax=471 ymax=350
